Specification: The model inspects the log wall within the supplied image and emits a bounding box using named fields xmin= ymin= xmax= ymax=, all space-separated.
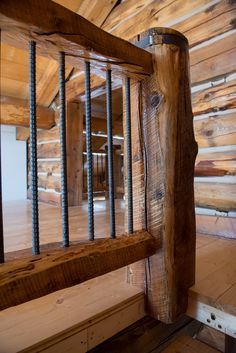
xmin=100 ymin=0 xmax=236 ymax=237
xmin=28 ymin=124 xmax=61 ymax=205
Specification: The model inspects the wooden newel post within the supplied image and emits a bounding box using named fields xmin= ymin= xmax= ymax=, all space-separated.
xmin=123 ymin=28 xmax=198 ymax=323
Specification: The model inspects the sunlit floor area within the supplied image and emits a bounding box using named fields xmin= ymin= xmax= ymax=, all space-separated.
xmin=3 ymin=199 xmax=125 ymax=253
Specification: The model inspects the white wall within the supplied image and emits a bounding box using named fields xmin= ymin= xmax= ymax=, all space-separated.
xmin=1 ymin=126 xmax=27 ymax=201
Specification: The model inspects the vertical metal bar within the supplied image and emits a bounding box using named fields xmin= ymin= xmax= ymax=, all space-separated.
xmin=0 ymin=128 xmax=4 ymax=263
xmin=59 ymin=51 xmax=69 ymax=247
xmin=125 ymin=77 xmax=133 ymax=234
xmin=29 ymin=41 xmax=40 ymax=255
xmin=0 ymin=29 xmax=4 ymax=263
xmin=85 ymin=61 xmax=94 ymax=240
xmin=82 ymin=153 xmax=85 ymax=194
xmin=106 ymin=70 xmax=116 ymax=238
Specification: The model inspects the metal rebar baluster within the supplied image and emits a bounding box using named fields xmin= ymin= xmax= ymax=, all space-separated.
xmin=82 ymin=153 xmax=85 ymax=193
xmin=59 ymin=51 xmax=69 ymax=247
xmin=29 ymin=41 xmax=40 ymax=255
xmin=85 ymin=61 xmax=94 ymax=240
xmin=125 ymin=77 xmax=133 ymax=234
xmin=106 ymin=70 xmax=116 ymax=238
xmin=0 ymin=29 xmax=4 ymax=263
xmin=0 ymin=133 xmax=4 ymax=263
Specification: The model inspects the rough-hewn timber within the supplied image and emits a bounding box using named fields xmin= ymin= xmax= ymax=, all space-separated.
xmin=124 ymin=28 xmax=197 ymax=323
xmin=0 ymin=0 xmax=153 ymax=78
xmin=0 ymin=231 xmax=157 ymax=311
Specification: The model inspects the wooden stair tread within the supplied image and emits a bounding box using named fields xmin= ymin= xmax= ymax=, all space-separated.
xmin=0 ymin=268 xmax=145 ymax=353
xmin=161 ymin=335 xmax=220 ymax=353
xmin=188 ymin=234 xmax=236 ymax=338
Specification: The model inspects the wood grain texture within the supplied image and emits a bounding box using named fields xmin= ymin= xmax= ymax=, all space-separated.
xmin=192 ymin=80 xmax=236 ymax=116
xmin=37 ymin=142 xmax=61 ymax=159
xmin=0 ymin=96 xmax=55 ymax=129
xmin=194 ymin=113 xmax=236 ymax=148
xmin=0 ymin=231 xmax=157 ymax=311
xmin=195 ymin=149 xmax=236 ymax=176
xmin=172 ymin=0 xmax=236 ymax=48
xmin=102 ymin=0 xmax=211 ymax=40
xmin=66 ymin=102 xmax=83 ymax=206
xmin=0 ymin=0 xmax=153 ymax=78
xmin=190 ymin=32 xmax=236 ymax=84
xmin=126 ymin=29 xmax=197 ymax=323
xmin=0 ymin=267 xmax=145 ymax=353
xmin=195 ymin=182 xmax=236 ymax=211
xmin=76 ymin=0 xmax=119 ymax=27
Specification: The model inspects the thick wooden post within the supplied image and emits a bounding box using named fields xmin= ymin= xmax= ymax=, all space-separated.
xmin=66 ymin=102 xmax=83 ymax=206
xmin=124 ymin=28 xmax=198 ymax=323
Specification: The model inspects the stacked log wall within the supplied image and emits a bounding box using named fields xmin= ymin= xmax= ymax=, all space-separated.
xmin=101 ymin=0 xmax=236 ymax=238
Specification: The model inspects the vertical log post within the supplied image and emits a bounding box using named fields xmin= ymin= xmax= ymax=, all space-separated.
xmin=113 ymin=146 xmax=124 ymax=199
xmin=66 ymin=102 xmax=83 ymax=206
xmin=124 ymin=28 xmax=198 ymax=323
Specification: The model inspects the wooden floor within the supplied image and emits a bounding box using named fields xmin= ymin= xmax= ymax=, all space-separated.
xmin=3 ymin=199 xmax=236 ymax=319
xmin=1 ymin=200 xmax=236 ymax=350
xmin=3 ymin=199 xmax=125 ymax=252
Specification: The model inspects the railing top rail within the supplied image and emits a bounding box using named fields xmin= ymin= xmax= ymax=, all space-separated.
xmin=0 ymin=0 xmax=153 ymax=79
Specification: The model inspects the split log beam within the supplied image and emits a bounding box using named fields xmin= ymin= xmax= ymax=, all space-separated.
xmin=192 ymin=80 xmax=236 ymax=116
xmin=0 ymin=0 xmax=153 ymax=78
xmin=0 ymin=231 xmax=157 ymax=311
xmin=125 ymin=28 xmax=197 ymax=323
xmin=195 ymin=150 xmax=236 ymax=177
xmin=0 ymin=96 xmax=55 ymax=129
xmin=194 ymin=181 xmax=236 ymax=212
xmin=194 ymin=113 xmax=236 ymax=148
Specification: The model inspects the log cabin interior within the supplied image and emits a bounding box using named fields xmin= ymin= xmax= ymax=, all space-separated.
xmin=0 ymin=0 xmax=235 ymax=352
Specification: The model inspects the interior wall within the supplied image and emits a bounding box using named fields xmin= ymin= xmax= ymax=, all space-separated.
xmin=1 ymin=125 xmax=27 ymax=201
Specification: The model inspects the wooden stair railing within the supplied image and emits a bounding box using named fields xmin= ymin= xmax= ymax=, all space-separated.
xmin=0 ymin=0 xmax=197 ymax=324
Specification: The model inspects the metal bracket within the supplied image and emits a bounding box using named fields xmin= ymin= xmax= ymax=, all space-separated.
xmin=135 ymin=29 xmax=188 ymax=50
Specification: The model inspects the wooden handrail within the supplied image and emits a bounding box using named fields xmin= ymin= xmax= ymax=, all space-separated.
xmin=0 ymin=0 xmax=153 ymax=78
xmin=0 ymin=231 xmax=157 ymax=310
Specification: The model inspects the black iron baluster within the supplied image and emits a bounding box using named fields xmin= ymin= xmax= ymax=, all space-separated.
xmin=29 ymin=41 xmax=40 ymax=255
xmin=59 ymin=51 xmax=69 ymax=247
xmin=82 ymin=153 xmax=85 ymax=194
xmin=106 ymin=70 xmax=116 ymax=238
xmin=85 ymin=61 xmax=94 ymax=240
xmin=125 ymin=77 xmax=133 ymax=234
xmin=0 ymin=134 xmax=4 ymax=263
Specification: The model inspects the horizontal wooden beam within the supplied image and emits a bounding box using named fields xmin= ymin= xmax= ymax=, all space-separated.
xmin=0 ymin=231 xmax=157 ymax=310
xmin=0 ymin=0 xmax=153 ymax=78
xmin=1 ymin=96 xmax=55 ymax=129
